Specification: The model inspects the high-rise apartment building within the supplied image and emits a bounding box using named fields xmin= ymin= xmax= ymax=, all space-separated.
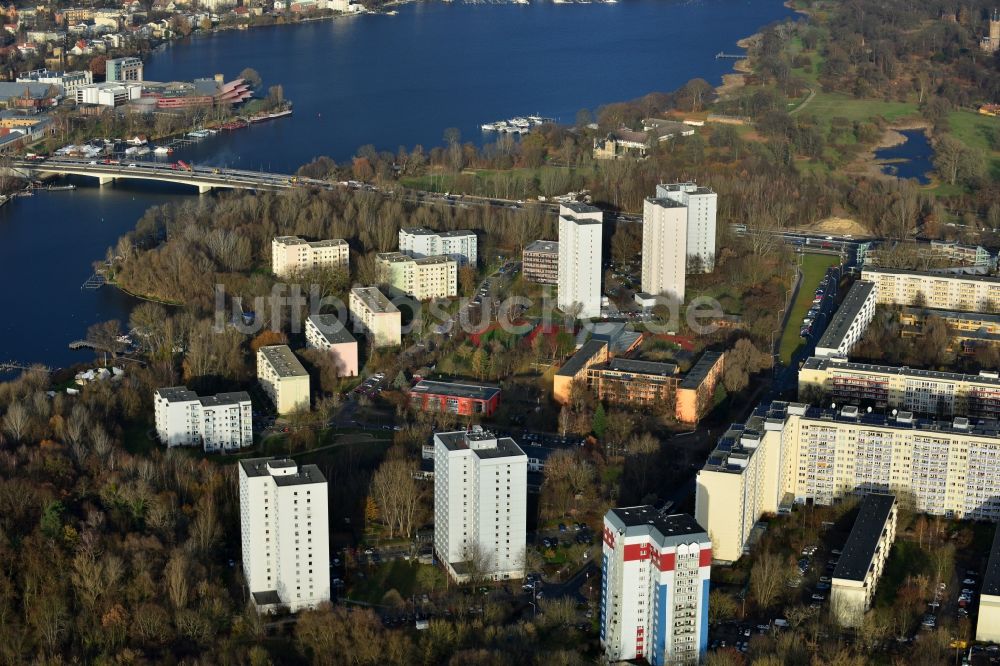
xmin=656 ymin=183 xmax=717 ymax=272
xmin=399 ymin=227 xmax=478 ymax=267
xmin=271 ymin=236 xmax=349 ymax=278
xmin=557 ymin=203 xmax=603 ymax=319
xmin=349 ymin=286 xmax=402 ymax=347
xmin=433 ymin=428 xmax=527 ymax=582
xmin=522 ymin=240 xmax=559 ymax=285
xmin=238 ymin=457 xmax=330 ymax=613
xmin=377 ymin=252 xmax=457 ymax=300
xmin=601 ymin=507 xmax=711 ymax=666
xmin=697 ymin=401 xmax=1000 ymax=562
xmin=256 ymin=345 xmax=311 ymax=415
xmin=977 ymin=525 xmax=1000 ymax=642
xmin=105 ymin=56 xmax=143 ymax=82
xmin=641 ymin=196 xmax=688 ymax=302
xmin=154 ymin=386 xmax=253 ymax=452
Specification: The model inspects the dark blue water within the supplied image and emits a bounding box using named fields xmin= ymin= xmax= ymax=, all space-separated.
xmin=876 ymin=129 xmax=933 ymax=184
xmin=0 ymin=0 xmax=792 ymax=373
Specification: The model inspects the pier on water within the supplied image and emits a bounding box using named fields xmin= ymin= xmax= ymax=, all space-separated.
xmin=0 ymin=361 xmax=51 ymax=374
xmin=715 ymin=52 xmax=745 ymax=59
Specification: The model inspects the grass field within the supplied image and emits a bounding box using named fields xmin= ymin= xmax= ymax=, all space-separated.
xmin=801 ymin=92 xmax=918 ymax=131
xmin=400 ymin=164 xmax=585 ymax=198
xmin=874 ymin=540 xmax=929 ymax=608
xmin=348 ymin=560 xmax=421 ymax=605
xmin=947 ymin=109 xmax=1000 ymax=179
xmin=778 ymin=253 xmax=842 ymax=365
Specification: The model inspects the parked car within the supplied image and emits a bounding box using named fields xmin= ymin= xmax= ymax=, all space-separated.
xmin=811 ymin=594 xmax=826 ymax=602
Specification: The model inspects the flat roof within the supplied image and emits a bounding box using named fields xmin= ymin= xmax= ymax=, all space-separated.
xmin=600 ymin=357 xmax=678 ymax=377
xmin=435 ymin=430 xmax=526 ymax=460
xmin=199 ymin=391 xmax=250 ymax=407
xmin=273 ymin=235 xmax=346 ymax=248
xmin=258 ymin=345 xmax=308 ymax=378
xmin=411 ymin=380 xmax=500 ymax=401
xmin=414 ymin=255 xmax=455 ymax=266
xmin=833 ymin=494 xmax=896 ymax=582
xmin=239 ymin=456 xmax=327 ymax=485
xmin=525 ymin=239 xmax=559 ymax=254
xmin=155 ymin=386 xmax=198 ymax=402
xmin=400 ymin=227 xmax=475 ymax=239
xmin=679 ymin=351 xmax=724 ymax=389
xmin=556 ymin=339 xmax=608 ymax=377
xmin=801 ymin=356 xmax=1000 ymax=386
xmin=902 ymin=306 xmax=1000 ymax=325
xmin=605 ymin=506 xmax=708 ymax=548
xmin=862 ymin=265 xmax=1000 ymax=284
xmin=351 ymin=286 xmax=399 ymax=314
xmin=816 ymin=281 xmax=876 ymax=351
xmin=307 ymin=314 xmax=356 ymax=345
xmin=645 ymin=196 xmax=688 ymax=209
xmin=983 ymin=524 xmax=1000 ymax=597
xmin=561 ymin=201 xmax=602 ymax=215
xmin=657 ymin=182 xmax=715 ymax=196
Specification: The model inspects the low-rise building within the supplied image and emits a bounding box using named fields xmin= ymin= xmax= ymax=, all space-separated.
xmin=304 ymin=314 xmax=358 ymax=377
xmin=522 ymin=240 xmax=559 ymax=285
xmin=862 ymin=266 xmax=1000 ymax=313
xmin=399 ymin=227 xmax=477 ymax=267
xmin=977 ymin=525 xmax=1000 ymax=643
xmin=257 ymin=345 xmax=310 ymax=415
xmin=239 ymin=457 xmax=330 ymax=613
xmin=601 ymin=506 xmax=711 ymax=666
xmin=409 ymin=380 xmax=500 ymax=416
xmin=588 ymin=357 xmax=680 ymax=406
xmin=349 ymin=286 xmax=402 ymax=348
xmin=433 ymin=428 xmax=527 ymax=582
xmin=830 ymin=494 xmax=897 ymax=627
xmin=377 ymin=251 xmax=457 ymax=300
xmin=799 ymin=356 xmax=1000 ymax=419
xmin=553 ymin=339 xmax=610 ymax=405
xmin=154 ymin=386 xmax=252 ymax=452
xmin=675 ymin=352 xmax=725 ymax=424
xmin=16 ymin=68 xmax=92 ymax=94
xmin=899 ymin=306 xmax=1000 ymax=353
xmin=75 ymin=81 xmax=141 ymax=107
xmin=271 ymin=236 xmax=349 ymax=278
xmin=815 ymin=281 xmax=877 ymax=359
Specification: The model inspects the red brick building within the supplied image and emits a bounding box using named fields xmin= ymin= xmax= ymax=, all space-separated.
xmin=409 ymin=380 xmax=501 ymax=417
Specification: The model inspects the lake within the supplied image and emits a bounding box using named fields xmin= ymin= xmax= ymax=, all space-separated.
xmin=876 ymin=129 xmax=933 ymax=184
xmin=0 ymin=0 xmax=792 ymax=374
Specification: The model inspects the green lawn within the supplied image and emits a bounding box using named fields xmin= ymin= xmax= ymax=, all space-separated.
xmin=801 ymin=92 xmax=918 ymax=132
xmin=947 ymin=109 xmax=1000 ymax=179
xmin=400 ymin=164 xmax=586 ymax=198
xmin=873 ymin=540 xmax=929 ymax=608
xmin=778 ymin=253 xmax=842 ymax=365
xmin=348 ymin=560 xmax=421 ymax=605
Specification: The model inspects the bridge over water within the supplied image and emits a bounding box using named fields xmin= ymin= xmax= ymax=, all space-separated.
xmin=8 ymin=158 xmax=331 ymax=194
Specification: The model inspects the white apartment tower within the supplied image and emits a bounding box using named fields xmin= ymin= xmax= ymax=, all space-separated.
xmin=433 ymin=428 xmax=528 ymax=582
xmin=399 ymin=227 xmax=478 ymax=267
xmin=153 ymin=386 xmax=253 ymax=452
xmin=601 ymin=507 xmax=711 ymax=666
xmin=238 ymin=457 xmax=330 ymax=613
xmin=656 ymin=183 xmax=717 ymax=273
xmin=641 ymin=196 xmax=688 ymax=302
xmin=271 ymin=236 xmax=349 ymax=278
xmin=557 ymin=203 xmax=604 ymax=319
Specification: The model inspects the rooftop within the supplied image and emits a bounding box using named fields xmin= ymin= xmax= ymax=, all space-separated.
xmin=525 ymin=239 xmax=559 ymax=254
xmin=657 ymin=182 xmax=715 ymax=196
xmin=258 ymin=345 xmax=308 ymax=378
xmin=401 ymin=227 xmax=475 ymax=238
xmin=801 ymin=356 xmax=1000 ymax=387
xmin=600 ymin=357 xmax=679 ymax=377
xmin=155 ymin=386 xmax=198 ymax=403
xmin=679 ymin=351 xmax=725 ymax=389
xmin=862 ymin=265 xmax=1000 ymax=284
xmin=645 ymin=196 xmax=687 ymax=209
xmin=199 ymin=391 xmax=250 ymax=407
xmin=411 ymin=380 xmax=501 ymax=401
xmin=239 ymin=457 xmax=327 ymax=485
xmin=435 ymin=429 xmax=526 ymax=460
xmin=274 ymin=235 xmax=346 ymax=248
xmin=816 ymin=281 xmax=876 ymax=352
xmin=351 ymin=286 xmax=399 ymax=314
xmin=605 ymin=506 xmax=708 ymax=547
xmin=983 ymin=524 xmax=1000 ymax=597
xmin=559 ymin=202 xmax=603 ymax=223
xmin=307 ymin=313 xmax=356 ymax=345
xmin=832 ymin=494 xmax=897 ymax=582
xmin=556 ymin=339 xmax=608 ymax=377
xmin=902 ymin=306 xmax=1000 ymax=325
